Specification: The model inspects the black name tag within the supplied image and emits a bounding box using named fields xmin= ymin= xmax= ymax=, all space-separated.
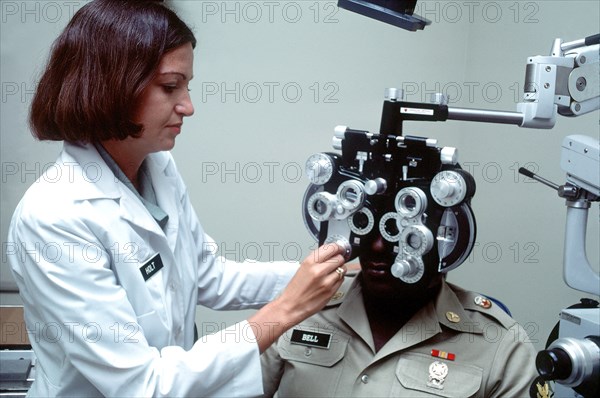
xmin=290 ymin=329 xmax=332 ymax=349
xmin=140 ymin=253 xmax=163 ymax=281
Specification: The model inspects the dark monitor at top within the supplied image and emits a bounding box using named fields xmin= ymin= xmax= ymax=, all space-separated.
xmin=338 ymin=0 xmax=431 ymax=31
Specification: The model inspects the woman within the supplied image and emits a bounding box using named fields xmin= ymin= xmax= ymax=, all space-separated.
xmin=7 ymin=1 xmax=346 ymax=396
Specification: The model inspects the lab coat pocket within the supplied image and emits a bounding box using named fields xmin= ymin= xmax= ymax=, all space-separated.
xmin=135 ymin=310 xmax=167 ymax=348
xmin=393 ymin=352 xmax=483 ymax=397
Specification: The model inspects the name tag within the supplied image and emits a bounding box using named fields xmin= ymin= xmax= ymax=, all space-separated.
xmin=290 ymin=329 xmax=332 ymax=349
xmin=139 ymin=253 xmax=163 ymax=281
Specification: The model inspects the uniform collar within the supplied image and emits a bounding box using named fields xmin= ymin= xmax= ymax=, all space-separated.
xmin=337 ymin=275 xmax=483 ymax=357
xmin=337 ymin=277 xmax=373 ymax=350
xmin=435 ymin=281 xmax=484 ymax=334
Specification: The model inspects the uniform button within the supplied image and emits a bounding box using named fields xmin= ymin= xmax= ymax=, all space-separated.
xmin=304 ymin=347 xmax=312 ymax=356
xmin=361 ymin=374 xmax=369 ymax=384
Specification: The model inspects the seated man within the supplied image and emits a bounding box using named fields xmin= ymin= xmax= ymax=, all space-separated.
xmin=260 ymin=232 xmax=538 ymax=397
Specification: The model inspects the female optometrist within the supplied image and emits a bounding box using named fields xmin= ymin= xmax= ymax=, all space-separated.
xmin=6 ymin=1 xmax=347 ymax=397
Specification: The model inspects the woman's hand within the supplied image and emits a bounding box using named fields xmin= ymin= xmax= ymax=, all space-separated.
xmin=276 ymin=244 xmax=347 ymax=322
xmin=248 ymin=244 xmax=346 ymax=353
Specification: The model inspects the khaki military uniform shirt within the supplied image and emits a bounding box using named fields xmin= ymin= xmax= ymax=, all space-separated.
xmin=261 ymin=275 xmax=538 ymax=397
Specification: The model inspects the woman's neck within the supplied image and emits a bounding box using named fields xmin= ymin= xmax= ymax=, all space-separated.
xmin=100 ymin=139 xmax=146 ymax=191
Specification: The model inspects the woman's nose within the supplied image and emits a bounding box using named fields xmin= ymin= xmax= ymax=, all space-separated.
xmin=176 ymin=91 xmax=194 ymax=116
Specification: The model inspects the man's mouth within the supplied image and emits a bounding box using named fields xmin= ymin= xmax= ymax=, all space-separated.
xmin=364 ymin=261 xmax=391 ymax=276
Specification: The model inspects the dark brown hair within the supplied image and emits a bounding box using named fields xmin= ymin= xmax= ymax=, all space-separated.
xmin=29 ymin=0 xmax=196 ymax=142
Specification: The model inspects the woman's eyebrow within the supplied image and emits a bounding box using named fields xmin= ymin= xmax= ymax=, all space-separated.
xmin=158 ymin=71 xmax=193 ymax=81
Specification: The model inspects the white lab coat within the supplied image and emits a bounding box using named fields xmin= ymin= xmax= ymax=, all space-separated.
xmin=7 ymin=141 xmax=298 ymax=397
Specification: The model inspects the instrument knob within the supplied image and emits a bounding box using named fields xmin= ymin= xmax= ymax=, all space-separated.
xmin=365 ymin=178 xmax=388 ymax=195
xmin=305 ymin=153 xmax=334 ymax=185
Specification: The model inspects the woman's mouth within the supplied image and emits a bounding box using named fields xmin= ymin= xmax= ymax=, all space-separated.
xmin=166 ymin=123 xmax=182 ymax=133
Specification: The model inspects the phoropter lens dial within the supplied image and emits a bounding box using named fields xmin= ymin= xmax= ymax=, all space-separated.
xmin=307 ymin=191 xmax=336 ymax=221
xmin=391 ymin=254 xmax=425 ymax=284
xmin=395 ymin=187 xmax=428 ymax=218
xmin=348 ymin=208 xmax=375 ymax=235
xmin=431 ymin=170 xmax=470 ymax=207
xmin=305 ymin=153 xmax=334 ymax=185
xmin=379 ymin=212 xmax=402 ymax=242
xmin=337 ymin=180 xmax=366 ymax=211
xmin=400 ymin=224 xmax=434 ymax=256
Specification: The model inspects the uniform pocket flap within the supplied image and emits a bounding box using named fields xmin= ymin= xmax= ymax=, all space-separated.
xmin=278 ymin=327 xmax=350 ymax=367
xmin=396 ymin=352 xmax=482 ymax=397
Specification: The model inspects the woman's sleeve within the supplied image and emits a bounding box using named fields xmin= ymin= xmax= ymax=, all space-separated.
xmin=9 ymin=207 xmax=268 ymax=397
xmin=177 ymin=175 xmax=299 ymax=310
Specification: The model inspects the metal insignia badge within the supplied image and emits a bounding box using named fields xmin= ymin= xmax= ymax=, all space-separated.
xmin=445 ymin=311 xmax=460 ymax=323
xmin=474 ymin=295 xmax=492 ymax=309
xmin=427 ymin=361 xmax=449 ymax=390
xmin=535 ymin=380 xmax=552 ymax=398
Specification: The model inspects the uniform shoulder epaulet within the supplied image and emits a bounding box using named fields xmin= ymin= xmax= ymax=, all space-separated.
xmin=449 ymin=283 xmax=517 ymax=330
xmin=325 ymin=270 xmax=358 ymax=307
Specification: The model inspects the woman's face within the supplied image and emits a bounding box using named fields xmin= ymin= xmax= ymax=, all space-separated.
xmin=132 ymin=43 xmax=195 ymax=154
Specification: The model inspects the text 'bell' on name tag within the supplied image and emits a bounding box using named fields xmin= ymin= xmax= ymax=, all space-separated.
xmin=290 ymin=329 xmax=332 ymax=349
xmin=140 ymin=253 xmax=164 ymax=281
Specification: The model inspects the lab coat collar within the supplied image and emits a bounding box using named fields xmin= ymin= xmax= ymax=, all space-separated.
xmin=62 ymin=142 xmax=177 ymax=240
xmin=145 ymin=152 xmax=180 ymax=248
xmin=61 ymin=141 xmax=121 ymax=200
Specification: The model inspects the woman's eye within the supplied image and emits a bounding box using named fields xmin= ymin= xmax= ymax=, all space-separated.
xmin=163 ymin=85 xmax=177 ymax=93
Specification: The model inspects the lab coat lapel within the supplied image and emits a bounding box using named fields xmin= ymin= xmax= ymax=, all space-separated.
xmin=63 ymin=142 xmax=170 ymax=238
xmin=112 ymin=151 xmax=180 ymax=245
xmin=63 ymin=143 xmax=177 ymax=346
xmin=118 ymin=193 xmax=166 ymax=238
xmin=144 ymin=152 xmax=180 ymax=251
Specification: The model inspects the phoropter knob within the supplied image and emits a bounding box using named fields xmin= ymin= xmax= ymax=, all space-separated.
xmin=306 ymin=153 xmax=334 ymax=185
xmin=365 ymin=178 xmax=388 ymax=195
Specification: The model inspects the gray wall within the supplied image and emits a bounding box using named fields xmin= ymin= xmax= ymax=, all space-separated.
xmin=1 ymin=1 xmax=598 ymax=352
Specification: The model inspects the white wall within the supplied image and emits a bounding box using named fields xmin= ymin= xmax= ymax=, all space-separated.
xmin=1 ymin=1 xmax=598 ymax=352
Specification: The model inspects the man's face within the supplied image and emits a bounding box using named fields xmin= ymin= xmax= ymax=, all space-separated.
xmin=358 ymin=233 xmax=443 ymax=300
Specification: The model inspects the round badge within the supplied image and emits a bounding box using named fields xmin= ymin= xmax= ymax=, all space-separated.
xmin=474 ymin=295 xmax=492 ymax=309
xmin=445 ymin=311 xmax=460 ymax=323
xmin=330 ymin=292 xmax=344 ymax=301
